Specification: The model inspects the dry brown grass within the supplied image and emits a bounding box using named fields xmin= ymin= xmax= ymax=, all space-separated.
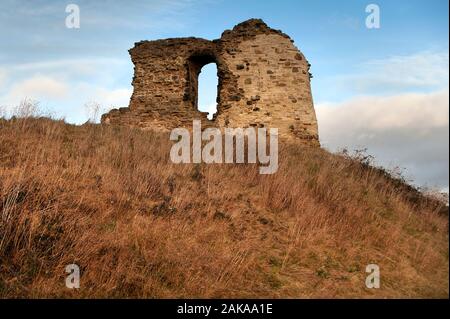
xmin=0 ymin=116 xmax=448 ymax=298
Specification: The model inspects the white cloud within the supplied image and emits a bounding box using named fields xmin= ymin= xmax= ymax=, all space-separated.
xmin=63 ymin=84 xmax=132 ymax=123
xmin=5 ymin=58 xmax=131 ymax=89
xmin=317 ymin=89 xmax=449 ymax=189
xmin=318 ymin=90 xmax=449 ymax=133
xmin=0 ymin=68 xmax=6 ymax=87
xmin=11 ymin=58 xmax=128 ymax=74
xmin=78 ymin=87 xmax=132 ymax=122
xmin=7 ymin=75 xmax=69 ymax=102
xmin=0 ymin=57 xmax=132 ymax=121
xmin=90 ymin=87 xmax=132 ymax=110
xmin=336 ymin=51 xmax=449 ymax=94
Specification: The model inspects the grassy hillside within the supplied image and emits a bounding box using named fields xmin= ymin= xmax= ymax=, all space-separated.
xmin=0 ymin=117 xmax=448 ymax=298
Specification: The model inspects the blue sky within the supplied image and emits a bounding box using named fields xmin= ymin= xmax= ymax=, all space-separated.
xmin=0 ymin=0 xmax=448 ymax=191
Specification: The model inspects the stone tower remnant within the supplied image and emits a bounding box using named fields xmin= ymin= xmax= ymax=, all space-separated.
xmin=101 ymin=19 xmax=319 ymax=146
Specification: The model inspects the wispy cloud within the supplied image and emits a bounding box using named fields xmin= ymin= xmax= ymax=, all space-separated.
xmin=0 ymin=0 xmax=210 ymax=31
xmin=363 ymin=51 xmax=447 ymax=90
xmin=8 ymin=75 xmax=69 ymax=101
xmin=0 ymin=57 xmax=132 ymax=123
xmin=317 ymin=89 xmax=449 ymax=189
xmin=10 ymin=58 xmax=128 ymax=72
xmin=0 ymin=68 xmax=6 ymax=87
xmin=327 ymin=51 xmax=449 ymax=97
xmin=80 ymin=86 xmax=132 ymax=112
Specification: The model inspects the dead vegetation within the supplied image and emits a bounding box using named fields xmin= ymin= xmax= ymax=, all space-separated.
xmin=0 ymin=115 xmax=448 ymax=298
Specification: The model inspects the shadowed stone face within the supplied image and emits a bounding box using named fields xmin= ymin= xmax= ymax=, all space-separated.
xmin=101 ymin=19 xmax=319 ymax=146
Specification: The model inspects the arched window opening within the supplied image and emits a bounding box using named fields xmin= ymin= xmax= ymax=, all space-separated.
xmin=197 ymin=63 xmax=218 ymax=120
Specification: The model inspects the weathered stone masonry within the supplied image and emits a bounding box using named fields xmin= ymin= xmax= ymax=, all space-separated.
xmin=101 ymin=19 xmax=319 ymax=146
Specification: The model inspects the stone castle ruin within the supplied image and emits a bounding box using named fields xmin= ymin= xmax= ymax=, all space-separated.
xmin=101 ymin=19 xmax=319 ymax=146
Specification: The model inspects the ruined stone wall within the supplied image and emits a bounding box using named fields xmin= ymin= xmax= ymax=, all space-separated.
xmin=101 ymin=19 xmax=319 ymax=146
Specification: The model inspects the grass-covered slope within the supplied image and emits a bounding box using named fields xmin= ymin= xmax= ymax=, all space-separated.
xmin=0 ymin=117 xmax=448 ymax=298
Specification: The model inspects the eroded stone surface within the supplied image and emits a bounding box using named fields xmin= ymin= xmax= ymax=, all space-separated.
xmin=101 ymin=19 xmax=319 ymax=146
